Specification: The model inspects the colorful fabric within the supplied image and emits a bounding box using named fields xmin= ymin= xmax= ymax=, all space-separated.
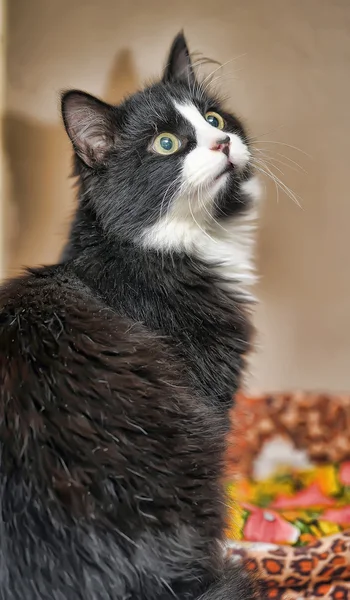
xmin=227 ymin=533 xmax=350 ymax=599
xmin=226 ymin=392 xmax=350 ymax=599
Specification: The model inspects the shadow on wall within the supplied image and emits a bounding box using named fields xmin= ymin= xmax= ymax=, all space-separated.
xmin=4 ymin=48 xmax=140 ymax=276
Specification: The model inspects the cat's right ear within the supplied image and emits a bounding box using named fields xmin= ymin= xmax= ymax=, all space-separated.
xmin=162 ymin=32 xmax=195 ymax=85
xmin=61 ymin=90 xmax=117 ymax=168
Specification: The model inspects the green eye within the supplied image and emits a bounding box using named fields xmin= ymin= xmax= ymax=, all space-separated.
xmin=205 ymin=111 xmax=225 ymax=130
xmin=152 ymin=133 xmax=181 ymax=155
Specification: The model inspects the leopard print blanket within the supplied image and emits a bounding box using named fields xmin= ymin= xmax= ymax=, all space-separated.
xmin=227 ymin=392 xmax=350 ymax=599
xmin=228 ymin=533 xmax=350 ymax=599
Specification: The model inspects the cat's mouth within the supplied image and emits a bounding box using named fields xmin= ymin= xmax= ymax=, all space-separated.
xmin=214 ymin=162 xmax=235 ymax=181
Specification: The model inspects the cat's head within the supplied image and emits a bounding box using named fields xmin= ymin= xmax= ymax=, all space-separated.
xmin=62 ymin=33 xmax=259 ymax=253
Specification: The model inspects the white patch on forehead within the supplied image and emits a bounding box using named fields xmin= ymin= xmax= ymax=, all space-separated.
xmin=174 ymin=102 xmax=222 ymax=147
xmin=174 ymin=101 xmax=250 ymax=170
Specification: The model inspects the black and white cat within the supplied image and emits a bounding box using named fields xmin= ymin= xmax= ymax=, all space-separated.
xmin=0 ymin=33 xmax=261 ymax=599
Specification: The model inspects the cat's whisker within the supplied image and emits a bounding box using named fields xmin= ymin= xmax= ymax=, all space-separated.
xmin=264 ymin=165 xmax=302 ymax=208
xmin=253 ymin=147 xmax=305 ymax=174
xmin=190 ymin=52 xmax=222 ymax=69
xmin=253 ymin=161 xmax=280 ymax=204
xmin=200 ymin=54 xmax=247 ymax=89
xmin=253 ymin=139 xmax=312 ymax=158
xmin=198 ymin=185 xmax=223 ymax=230
xmin=184 ymin=55 xmax=222 ymax=94
xmin=206 ymin=70 xmax=244 ymax=87
xmin=255 ymin=155 xmax=286 ymax=177
xmin=262 ymin=155 xmax=302 ymax=174
xmin=196 ymin=186 xmax=212 ymax=223
xmin=273 ymin=151 xmax=307 ymax=173
xmin=252 ymin=145 xmax=307 ymax=174
xmin=202 ymin=184 xmax=230 ymax=233
xmin=201 ymin=71 xmax=244 ymax=97
xmin=253 ymin=158 xmax=302 ymax=208
xmin=246 ymin=124 xmax=286 ymax=143
xmin=158 ymin=173 xmax=184 ymax=225
xmin=188 ymin=192 xmax=218 ymax=244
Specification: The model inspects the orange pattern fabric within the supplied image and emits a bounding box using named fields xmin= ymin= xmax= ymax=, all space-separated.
xmin=226 ymin=392 xmax=350 ymax=599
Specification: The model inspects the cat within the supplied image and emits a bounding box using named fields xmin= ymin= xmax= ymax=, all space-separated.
xmin=0 ymin=33 xmax=261 ymax=599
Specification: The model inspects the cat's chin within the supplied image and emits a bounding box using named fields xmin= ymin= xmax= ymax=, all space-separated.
xmin=214 ymin=163 xmax=235 ymax=181
xmin=207 ymin=170 xmax=232 ymax=196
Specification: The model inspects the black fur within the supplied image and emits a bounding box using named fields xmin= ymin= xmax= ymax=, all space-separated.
xmin=0 ymin=34 xmax=259 ymax=599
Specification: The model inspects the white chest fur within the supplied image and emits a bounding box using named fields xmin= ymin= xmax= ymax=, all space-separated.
xmin=195 ymin=176 xmax=261 ymax=298
xmin=142 ymin=175 xmax=262 ymax=299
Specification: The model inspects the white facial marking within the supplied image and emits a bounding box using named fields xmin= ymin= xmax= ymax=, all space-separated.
xmin=142 ymin=100 xmax=260 ymax=298
xmin=175 ymin=102 xmax=224 ymax=147
xmin=174 ymin=101 xmax=251 ymax=173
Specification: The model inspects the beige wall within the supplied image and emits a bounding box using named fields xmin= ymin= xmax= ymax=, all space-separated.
xmin=5 ymin=0 xmax=350 ymax=392
xmin=0 ymin=0 xmax=7 ymax=278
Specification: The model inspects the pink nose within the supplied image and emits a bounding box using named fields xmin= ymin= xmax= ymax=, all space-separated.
xmin=211 ymin=136 xmax=230 ymax=156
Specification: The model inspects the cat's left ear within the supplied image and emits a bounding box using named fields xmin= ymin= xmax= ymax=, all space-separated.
xmin=61 ymin=90 xmax=118 ymax=168
xmin=162 ymin=32 xmax=195 ymax=85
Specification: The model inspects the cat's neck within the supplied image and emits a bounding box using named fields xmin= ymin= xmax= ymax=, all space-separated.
xmin=65 ymin=173 xmax=260 ymax=303
xmin=65 ymin=202 xmax=253 ymax=412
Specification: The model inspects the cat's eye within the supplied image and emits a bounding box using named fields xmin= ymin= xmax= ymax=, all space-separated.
xmin=152 ymin=133 xmax=181 ymax=155
xmin=205 ymin=111 xmax=225 ymax=130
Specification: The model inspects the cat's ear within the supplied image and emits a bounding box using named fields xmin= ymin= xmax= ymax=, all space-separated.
xmin=162 ymin=32 xmax=195 ymax=85
xmin=61 ymin=90 xmax=117 ymax=167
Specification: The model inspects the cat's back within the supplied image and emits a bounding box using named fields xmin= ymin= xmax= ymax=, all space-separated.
xmin=0 ymin=264 xmax=97 ymax=351
xmin=0 ymin=262 xmax=181 ymax=391
xmin=0 ymin=265 xmax=224 ymax=599
xmin=0 ymin=264 xmax=122 ymax=387
xmin=0 ymin=261 xmax=187 ymax=437
xmin=0 ymin=262 xmax=118 ymax=341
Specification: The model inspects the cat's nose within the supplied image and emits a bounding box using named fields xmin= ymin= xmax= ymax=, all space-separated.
xmin=211 ymin=136 xmax=231 ymax=156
